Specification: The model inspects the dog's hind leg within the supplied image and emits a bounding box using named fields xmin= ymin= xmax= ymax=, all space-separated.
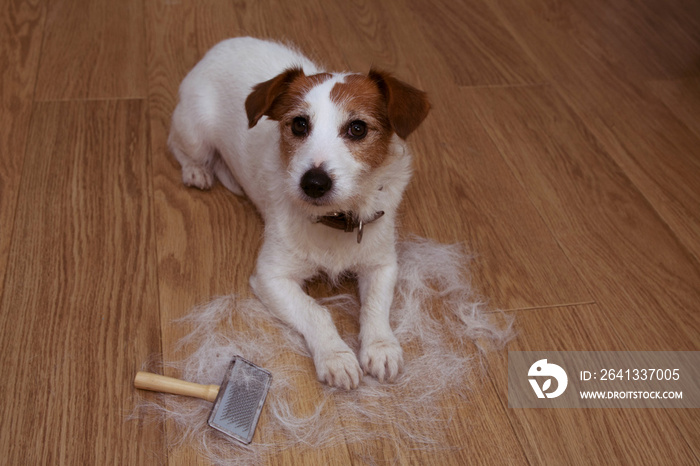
xmin=179 ymin=157 xmax=216 ymax=190
xmin=170 ymin=141 xmax=215 ymax=190
xmin=168 ymin=112 xmax=217 ymax=190
xmin=213 ymin=155 xmax=244 ymax=196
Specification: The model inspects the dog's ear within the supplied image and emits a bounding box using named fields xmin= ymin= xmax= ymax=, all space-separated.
xmin=369 ymin=69 xmax=430 ymax=139
xmin=246 ymin=67 xmax=304 ymax=128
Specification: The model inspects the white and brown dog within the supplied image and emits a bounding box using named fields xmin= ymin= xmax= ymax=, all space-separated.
xmin=169 ymin=37 xmax=430 ymax=389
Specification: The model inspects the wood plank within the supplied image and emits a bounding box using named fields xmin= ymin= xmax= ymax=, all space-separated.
xmin=316 ymin=0 xmax=463 ymax=96
xmin=466 ymin=84 xmax=700 ymax=349
xmin=35 ymin=0 xmax=147 ymax=100
xmin=402 ymin=0 xmax=543 ymax=86
xmin=489 ymin=305 xmax=696 ymax=465
xmin=335 ymin=381 xmax=526 ymax=465
xmin=404 ymin=92 xmax=591 ymax=310
xmin=193 ymin=0 xmax=345 ymax=69
xmin=464 ymin=84 xmax=700 ymax=459
xmin=411 ymin=373 xmax=526 ymax=465
xmin=319 ymin=0 xmax=413 ymax=73
xmin=565 ymin=0 xmax=699 ymax=80
xmin=647 ymin=77 xmax=700 ymax=140
xmin=488 ymin=0 xmax=700 ymax=270
xmin=0 ymin=0 xmax=45 ymax=299
xmin=0 ymin=100 xmax=163 ymax=464
xmin=143 ymin=1 xmax=234 ymax=464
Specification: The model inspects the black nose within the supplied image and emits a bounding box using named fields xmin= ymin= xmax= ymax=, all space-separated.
xmin=300 ymin=167 xmax=333 ymax=199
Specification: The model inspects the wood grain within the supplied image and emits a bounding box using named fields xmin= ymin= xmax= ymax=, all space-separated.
xmin=564 ymin=0 xmax=700 ymax=80
xmin=489 ymin=305 xmax=697 ymax=465
xmin=0 ymin=100 xmax=163 ymax=464
xmin=0 ymin=0 xmax=45 ymax=300
xmin=35 ymin=0 xmax=147 ymax=100
xmin=144 ymin=1 xmax=257 ymax=464
xmin=195 ymin=0 xmax=344 ymax=70
xmin=487 ymin=0 xmax=700 ymax=279
xmin=405 ymin=91 xmax=592 ymax=310
xmin=467 ymin=84 xmax=700 ymax=350
xmin=647 ymin=76 xmax=700 ymax=144
xmin=2 ymin=0 xmax=699 ymax=464
xmin=403 ymin=0 xmax=543 ymax=86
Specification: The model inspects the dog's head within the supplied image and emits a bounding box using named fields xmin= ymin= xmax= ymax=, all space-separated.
xmin=245 ymin=68 xmax=430 ymax=214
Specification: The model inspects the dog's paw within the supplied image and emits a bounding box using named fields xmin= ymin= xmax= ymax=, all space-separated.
xmin=182 ymin=164 xmax=214 ymax=190
xmin=359 ymin=336 xmax=404 ymax=383
xmin=315 ymin=348 xmax=363 ymax=390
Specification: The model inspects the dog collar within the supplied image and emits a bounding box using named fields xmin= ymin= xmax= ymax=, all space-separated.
xmin=314 ymin=211 xmax=385 ymax=244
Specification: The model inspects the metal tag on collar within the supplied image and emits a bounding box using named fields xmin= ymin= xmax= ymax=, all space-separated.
xmin=357 ymin=211 xmax=385 ymax=244
xmin=315 ymin=210 xmax=384 ymax=244
xmin=356 ymin=220 xmax=365 ymax=244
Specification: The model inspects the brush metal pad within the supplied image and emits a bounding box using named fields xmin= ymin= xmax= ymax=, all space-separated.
xmin=208 ymin=356 xmax=272 ymax=444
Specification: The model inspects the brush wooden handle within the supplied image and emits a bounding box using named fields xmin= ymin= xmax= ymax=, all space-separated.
xmin=134 ymin=371 xmax=220 ymax=403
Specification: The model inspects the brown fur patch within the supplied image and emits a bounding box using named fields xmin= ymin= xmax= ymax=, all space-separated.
xmin=330 ymin=74 xmax=393 ymax=168
xmin=368 ymin=69 xmax=430 ymax=140
xmin=246 ymin=68 xmax=305 ymax=128
xmin=278 ymin=125 xmax=305 ymax=167
xmin=250 ymin=70 xmax=332 ymax=165
xmin=266 ymin=72 xmax=333 ymax=121
xmin=264 ymin=72 xmax=333 ymax=166
xmin=247 ymin=68 xmax=429 ymax=170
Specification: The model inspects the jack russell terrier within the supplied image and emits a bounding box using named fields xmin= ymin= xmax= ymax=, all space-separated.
xmin=169 ymin=37 xmax=430 ymax=389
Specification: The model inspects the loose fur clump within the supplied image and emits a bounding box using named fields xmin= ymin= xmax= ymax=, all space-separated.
xmin=132 ymin=237 xmax=514 ymax=464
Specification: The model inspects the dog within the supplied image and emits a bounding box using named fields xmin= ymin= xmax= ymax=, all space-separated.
xmin=169 ymin=37 xmax=430 ymax=389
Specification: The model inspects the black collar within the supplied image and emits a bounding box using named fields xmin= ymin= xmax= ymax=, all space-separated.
xmin=314 ymin=211 xmax=385 ymax=244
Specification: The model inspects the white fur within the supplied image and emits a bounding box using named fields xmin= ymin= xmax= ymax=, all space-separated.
xmin=169 ymin=37 xmax=416 ymax=389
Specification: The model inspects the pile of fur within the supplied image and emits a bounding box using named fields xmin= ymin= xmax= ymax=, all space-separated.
xmin=133 ymin=236 xmax=513 ymax=464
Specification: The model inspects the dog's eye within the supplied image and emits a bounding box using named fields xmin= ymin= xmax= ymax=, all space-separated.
xmin=347 ymin=120 xmax=367 ymax=140
xmin=291 ymin=117 xmax=309 ymax=136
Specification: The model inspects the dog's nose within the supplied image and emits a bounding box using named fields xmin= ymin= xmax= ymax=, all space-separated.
xmin=300 ymin=167 xmax=332 ymax=199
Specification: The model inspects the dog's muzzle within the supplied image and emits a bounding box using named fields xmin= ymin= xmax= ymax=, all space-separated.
xmin=314 ymin=211 xmax=385 ymax=244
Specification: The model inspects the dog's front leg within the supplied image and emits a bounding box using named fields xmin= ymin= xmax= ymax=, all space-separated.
xmin=358 ymin=262 xmax=403 ymax=382
xmin=251 ymin=272 xmax=363 ymax=390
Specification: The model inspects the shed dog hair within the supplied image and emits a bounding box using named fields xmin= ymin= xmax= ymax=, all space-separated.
xmin=169 ymin=37 xmax=430 ymax=389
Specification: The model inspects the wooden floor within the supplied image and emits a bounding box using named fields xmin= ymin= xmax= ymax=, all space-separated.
xmin=1 ymin=0 xmax=699 ymax=464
